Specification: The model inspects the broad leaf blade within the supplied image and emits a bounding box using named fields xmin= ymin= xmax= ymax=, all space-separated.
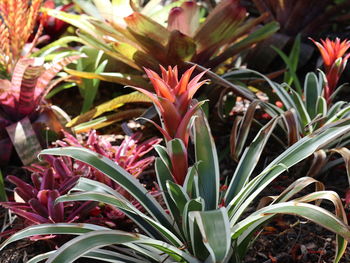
xmin=304 ymin=72 xmax=319 ymax=119
xmin=194 ymin=109 xmax=219 ymax=210
xmin=225 ymin=117 xmax=278 ymax=203
xmin=189 ymin=208 xmax=231 ymax=262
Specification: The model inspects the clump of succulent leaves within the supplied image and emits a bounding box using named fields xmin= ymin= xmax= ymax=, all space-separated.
xmin=2 ymin=65 xmax=350 ymax=263
xmin=1 ymin=130 xmax=161 ymax=235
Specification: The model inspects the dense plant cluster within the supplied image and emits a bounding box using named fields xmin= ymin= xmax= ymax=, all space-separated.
xmin=1 ymin=0 xmax=350 ymax=263
xmin=2 ymin=130 xmax=160 ymax=230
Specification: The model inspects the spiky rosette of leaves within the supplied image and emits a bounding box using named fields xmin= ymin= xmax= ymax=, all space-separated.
xmin=132 ymin=65 xmax=208 ymax=184
xmin=1 ymin=155 xmax=95 ymax=228
xmin=0 ymin=55 xmax=80 ymax=165
xmin=134 ymin=65 xmax=208 ymax=146
xmin=0 ymin=55 xmax=81 ymax=122
xmin=44 ymin=0 xmax=278 ymax=80
xmin=0 ymin=0 xmax=43 ymax=74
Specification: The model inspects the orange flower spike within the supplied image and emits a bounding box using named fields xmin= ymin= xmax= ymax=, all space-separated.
xmin=311 ymin=38 xmax=350 ymax=69
xmin=136 ymin=65 xmax=208 ymax=145
xmin=144 ymin=68 xmax=176 ymax=102
xmin=177 ymin=70 xmax=209 ymax=115
xmin=311 ymin=37 xmax=350 ymax=102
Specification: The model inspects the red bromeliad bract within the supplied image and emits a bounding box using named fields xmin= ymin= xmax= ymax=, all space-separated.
xmin=311 ymin=37 xmax=350 ymax=102
xmin=133 ymin=65 xmax=208 ymax=184
xmin=134 ymin=65 xmax=208 ymax=147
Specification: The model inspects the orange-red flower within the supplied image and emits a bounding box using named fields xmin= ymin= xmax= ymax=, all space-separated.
xmin=134 ymin=65 xmax=208 ymax=147
xmin=133 ymin=65 xmax=208 ymax=184
xmin=311 ymin=38 xmax=350 ymax=102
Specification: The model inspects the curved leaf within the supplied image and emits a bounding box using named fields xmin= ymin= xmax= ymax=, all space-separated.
xmin=38 ymin=147 xmax=174 ymax=231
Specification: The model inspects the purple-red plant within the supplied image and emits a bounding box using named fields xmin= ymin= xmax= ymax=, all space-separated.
xmin=311 ymin=37 xmax=350 ymax=102
xmin=133 ymin=65 xmax=208 ymax=184
xmin=1 ymin=155 xmax=95 ymax=237
xmin=56 ymin=130 xmax=161 ymax=187
xmin=2 ymin=130 xmax=161 ymax=230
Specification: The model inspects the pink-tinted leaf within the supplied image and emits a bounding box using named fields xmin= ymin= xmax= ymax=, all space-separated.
xmin=167 ymin=1 xmax=200 ymax=37
xmin=175 ymin=65 xmax=196 ymax=95
xmin=131 ymin=86 xmax=164 ymax=113
xmin=158 ymin=97 xmax=182 ymax=137
xmin=31 ymin=173 xmax=41 ymax=190
xmin=144 ymin=68 xmax=175 ymax=101
xmin=8 ymin=175 xmax=37 ymax=200
xmin=9 ymin=207 xmax=48 ymax=224
xmin=193 ymin=0 xmax=246 ymax=57
xmin=66 ymin=201 xmax=96 ymax=222
xmin=14 ymin=188 xmax=33 ymax=203
xmin=137 ymin=117 xmax=172 ymax=142
xmin=124 ymin=12 xmax=170 ymax=46
xmin=168 ymin=139 xmax=188 ymax=185
xmin=0 ymin=79 xmax=16 ymax=116
xmin=53 ymin=158 xmax=72 ymax=179
xmin=58 ymin=176 xmax=80 ymax=195
xmin=36 ymin=55 xmax=81 ymax=102
xmin=160 ymin=65 xmax=178 ymax=88
xmin=11 ymin=58 xmax=43 ymax=100
xmin=187 ymin=79 xmax=209 ymax=101
xmin=17 ymin=63 xmax=45 ymax=116
xmin=37 ymin=190 xmax=49 ymax=206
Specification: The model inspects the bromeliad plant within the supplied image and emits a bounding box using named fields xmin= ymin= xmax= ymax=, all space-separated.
xmin=0 ymin=55 xmax=80 ymax=164
xmin=132 ymin=65 xmax=208 ymax=185
xmin=225 ymin=69 xmax=350 ymax=147
xmin=45 ymin=0 xmax=279 ymax=84
xmin=43 ymin=0 xmax=277 ymax=132
xmin=0 ymin=0 xmax=43 ymax=76
xmin=0 ymin=0 xmax=82 ymax=165
xmin=1 ymin=156 xmax=95 ymax=228
xmin=55 ymin=130 xmax=161 ymax=183
xmin=2 ymin=65 xmax=350 ymax=262
xmin=224 ymin=37 xmax=350 ymax=148
xmin=1 ymin=130 xmax=160 ymax=230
